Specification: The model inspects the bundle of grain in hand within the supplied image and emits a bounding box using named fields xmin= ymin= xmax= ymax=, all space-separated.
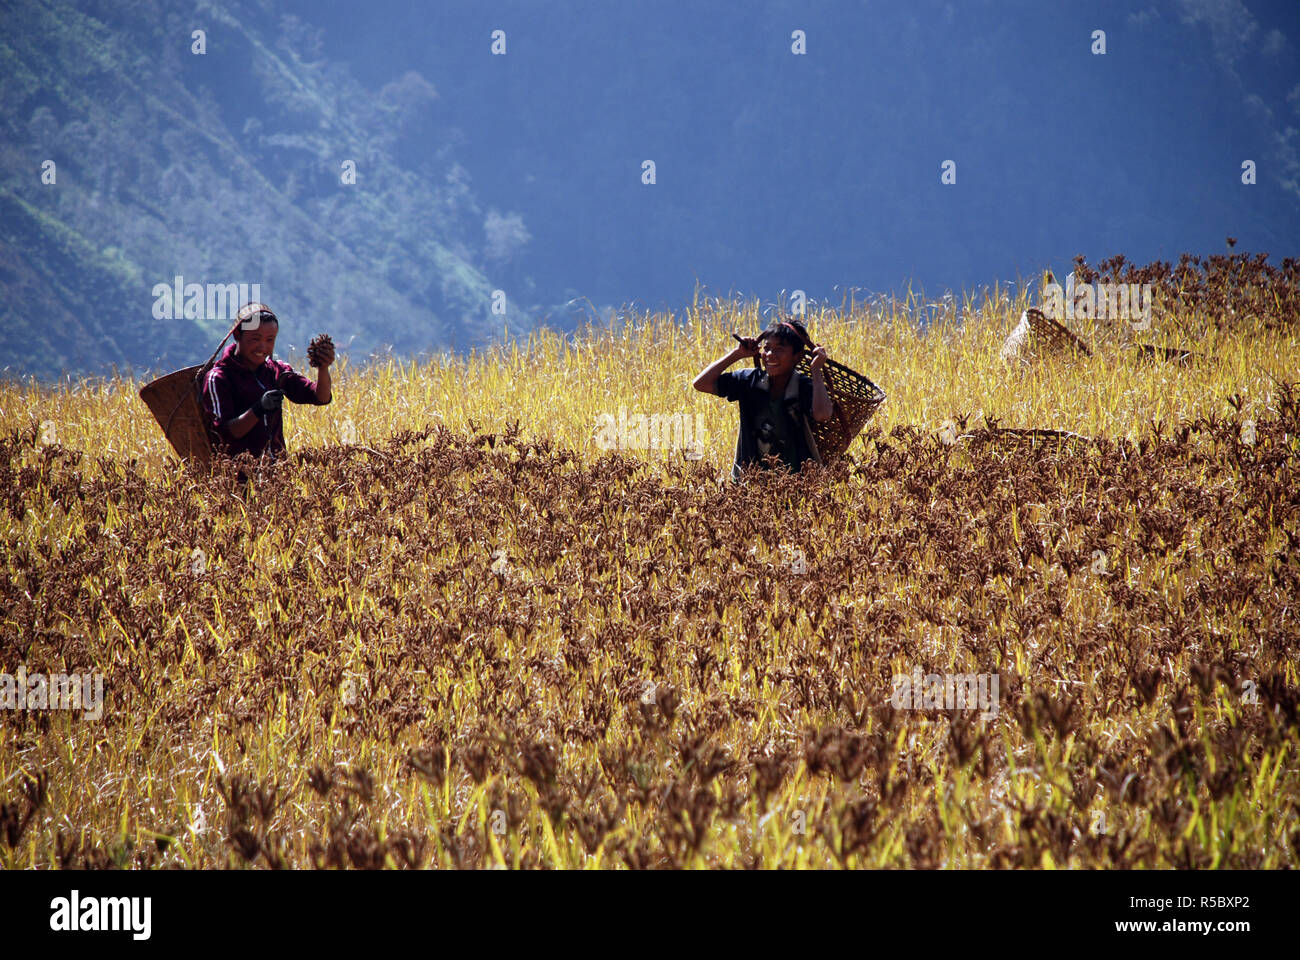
xmin=307 ymin=333 xmax=334 ymax=368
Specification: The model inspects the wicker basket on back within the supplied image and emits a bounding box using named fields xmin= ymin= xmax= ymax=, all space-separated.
xmin=742 ymin=325 xmax=886 ymax=462
xmin=139 ymin=364 xmax=215 ymax=465
xmin=793 ymin=354 xmax=886 ymax=460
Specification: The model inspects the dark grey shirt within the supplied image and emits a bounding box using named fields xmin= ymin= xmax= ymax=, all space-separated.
xmin=715 ymin=367 xmax=817 ymax=479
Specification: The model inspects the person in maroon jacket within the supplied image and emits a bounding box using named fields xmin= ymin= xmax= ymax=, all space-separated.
xmin=202 ymin=302 xmax=333 ymax=461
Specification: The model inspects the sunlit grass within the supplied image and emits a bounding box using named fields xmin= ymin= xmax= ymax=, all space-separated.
xmin=3 ymin=286 xmax=1294 ymax=475
xmin=1 ymin=279 xmax=1297 ymax=869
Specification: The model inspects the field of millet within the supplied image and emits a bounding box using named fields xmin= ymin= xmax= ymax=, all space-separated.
xmin=1 ymin=251 xmax=1297 ymax=868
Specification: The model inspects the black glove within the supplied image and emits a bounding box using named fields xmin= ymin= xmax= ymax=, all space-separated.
xmin=253 ymin=389 xmax=284 ymax=420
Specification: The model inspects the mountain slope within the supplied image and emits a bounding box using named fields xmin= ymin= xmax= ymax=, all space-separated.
xmin=0 ymin=0 xmax=526 ymax=380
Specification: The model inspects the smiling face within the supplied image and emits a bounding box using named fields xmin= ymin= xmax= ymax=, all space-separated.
xmin=234 ymin=319 xmax=278 ymax=368
xmin=761 ymin=336 xmax=799 ymax=381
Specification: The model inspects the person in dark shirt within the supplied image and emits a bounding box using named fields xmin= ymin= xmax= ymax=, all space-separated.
xmin=202 ymin=302 xmax=333 ymax=461
xmin=693 ymin=318 xmax=833 ymax=479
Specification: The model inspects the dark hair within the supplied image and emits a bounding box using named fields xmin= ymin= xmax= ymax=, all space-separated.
xmin=233 ymin=302 xmax=279 ymax=338
xmin=761 ymin=318 xmax=811 ymax=356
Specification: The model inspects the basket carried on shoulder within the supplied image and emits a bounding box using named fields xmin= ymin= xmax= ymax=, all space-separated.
xmin=794 ymin=354 xmax=886 ymax=460
xmin=139 ymin=364 xmax=214 ymax=465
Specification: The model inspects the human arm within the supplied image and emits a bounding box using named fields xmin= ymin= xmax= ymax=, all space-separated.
xmin=225 ymin=406 xmax=263 ymax=439
xmin=314 ymin=361 xmax=331 ymax=404
xmin=277 ymin=355 xmax=332 ymax=406
xmin=692 ymin=336 xmax=758 ymax=395
xmin=310 ymin=337 xmax=334 ymax=403
xmin=204 ymin=368 xmax=276 ymax=440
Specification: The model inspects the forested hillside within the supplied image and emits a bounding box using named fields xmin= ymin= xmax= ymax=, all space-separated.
xmin=0 ymin=0 xmax=528 ymax=379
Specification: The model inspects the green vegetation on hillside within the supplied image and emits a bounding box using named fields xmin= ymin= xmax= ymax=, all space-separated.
xmin=0 ymin=0 xmax=531 ymax=380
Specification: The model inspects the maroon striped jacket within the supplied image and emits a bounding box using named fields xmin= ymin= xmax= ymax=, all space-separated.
xmin=202 ymin=343 xmax=326 ymax=459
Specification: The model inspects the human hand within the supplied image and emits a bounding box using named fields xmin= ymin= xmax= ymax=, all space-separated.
xmin=809 ymin=344 xmax=828 ymax=373
xmin=257 ymin=389 xmax=284 ymax=417
xmin=307 ymin=333 xmax=335 ymax=369
xmin=731 ymin=333 xmax=760 ymax=358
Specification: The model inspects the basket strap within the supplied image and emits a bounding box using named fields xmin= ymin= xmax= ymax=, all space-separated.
xmin=802 ymin=413 xmax=823 ymax=465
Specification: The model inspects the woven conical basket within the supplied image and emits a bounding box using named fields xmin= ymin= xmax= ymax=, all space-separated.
xmin=139 ymin=364 xmax=214 ymax=465
xmin=793 ymin=355 xmax=886 ymax=460
xmin=1026 ymin=307 xmax=1092 ymax=357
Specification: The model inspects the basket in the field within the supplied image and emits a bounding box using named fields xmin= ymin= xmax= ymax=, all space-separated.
xmin=139 ymin=364 xmax=214 ymax=465
xmin=1026 ymin=307 xmax=1092 ymax=357
xmin=1131 ymin=343 xmax=1197 ymax=366
xmin=793 ymin=355 xmax=886 ymax=460
xmin=974 ymin=425 xmax=1092 ymax=452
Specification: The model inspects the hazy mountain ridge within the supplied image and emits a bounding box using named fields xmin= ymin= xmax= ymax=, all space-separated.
xmin=3 ymin=0 xmax=1297 ymax=381
xmin=0 ymin=0 xmax=530 ymax=380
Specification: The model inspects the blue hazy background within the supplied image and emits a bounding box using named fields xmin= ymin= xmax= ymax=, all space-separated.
xmin=1 ymin=0 xmax=1297 ymax=377
xmin=292 ymin=0 xmax=1300 ymax=300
